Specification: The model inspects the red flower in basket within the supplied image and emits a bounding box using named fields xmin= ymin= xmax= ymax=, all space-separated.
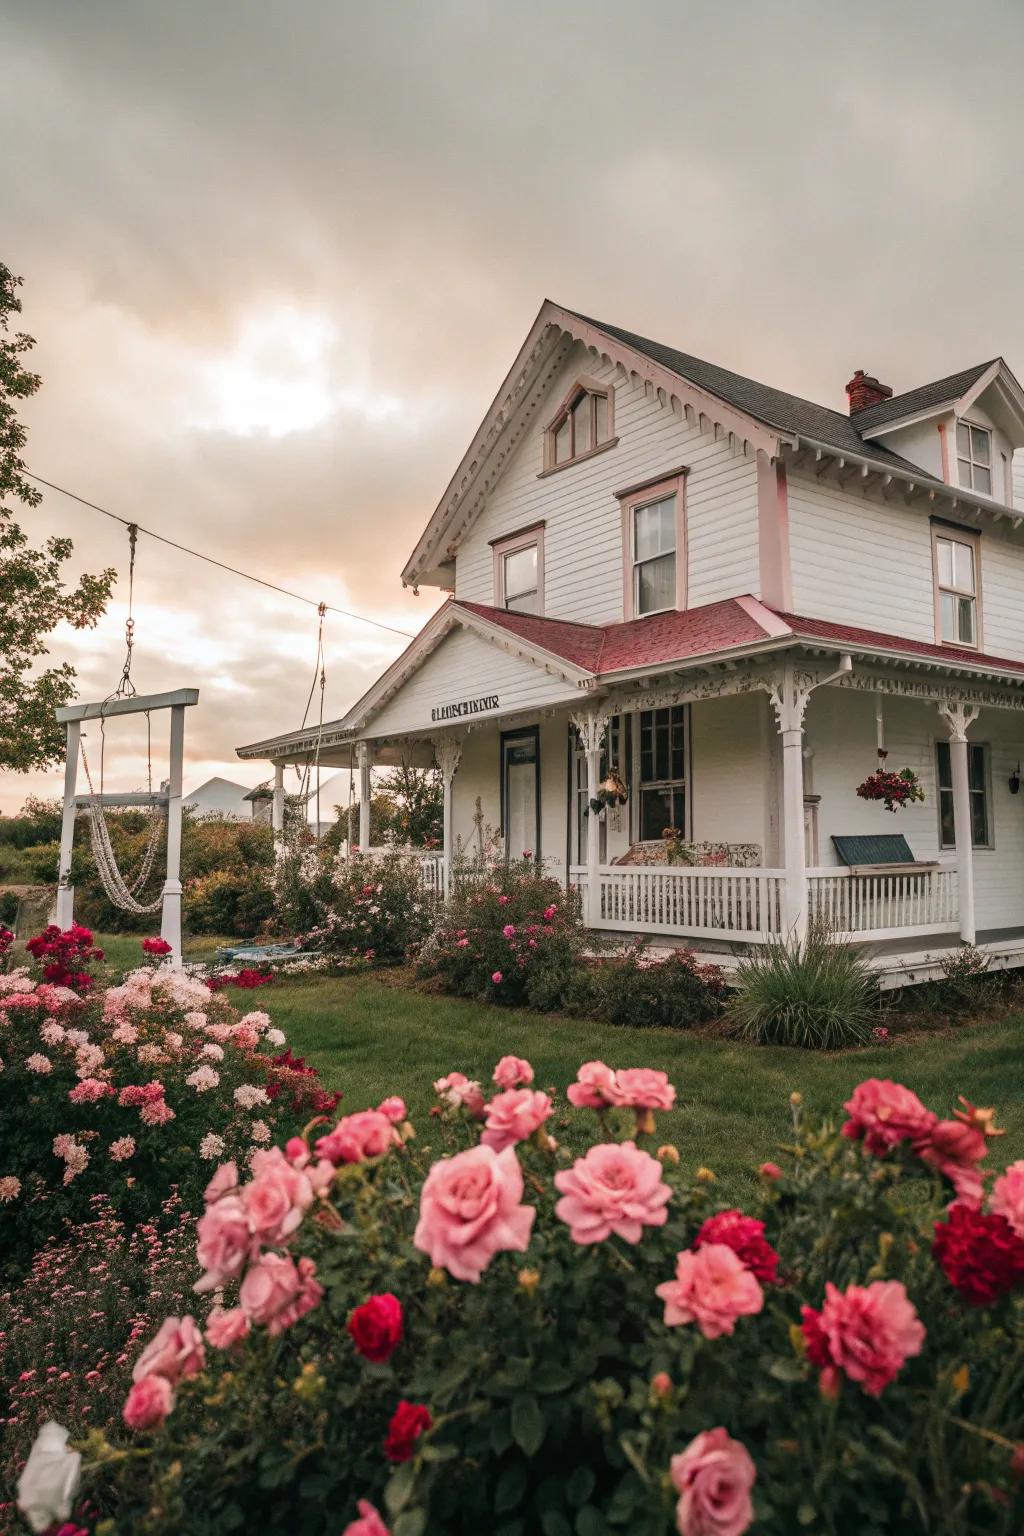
xmin=855 ymin=767 xmax=926 ymax=813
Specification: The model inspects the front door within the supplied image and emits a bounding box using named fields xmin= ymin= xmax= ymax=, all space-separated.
xmin=502 ymin=728 xmax=540 ymax=860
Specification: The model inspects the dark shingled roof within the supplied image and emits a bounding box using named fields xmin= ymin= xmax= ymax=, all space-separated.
xmin=567 ymin=309 xmax=949 ymax=481
xmin=851 ymin=360 xmax=997 ymax=431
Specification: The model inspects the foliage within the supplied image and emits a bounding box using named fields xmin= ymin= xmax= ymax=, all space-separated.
xmin=932 ymin=944 xmax=1001 ymax=1015
xmin=420 ymin=858 xmax=587 ymax=1008
xmin=589 ymin=941 xmax=728 ymax=1029
xmin=276 ymin=848 xmax=434 ymax=964
xmin=62 ymin=1066 xmax=1024 ymax=1536
xmin=0 ymin=264 xmax=115 ymax=773
xmin=0 ymin=797 xmax=63 ymax=849
xmin=728 ymin=926 xmax=879 ymax=1049
xmin=323 ymin=764 xmax=443 ymax=853
xmin=184 ymin=868 xmax=275 ymax=938
xmin=0 ymin=961 xmax=319 ymax=1279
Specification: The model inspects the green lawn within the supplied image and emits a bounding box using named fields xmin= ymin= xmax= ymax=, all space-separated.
xmin=260 ymin=972 xmax=1024 ymax=1199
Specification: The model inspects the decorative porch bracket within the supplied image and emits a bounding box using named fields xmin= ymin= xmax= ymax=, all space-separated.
xmin=937 ymin=700 xmax=982 ymax=945
xmin=570 ymin=710 xmax=612 ymax=927
xmin=432 ymin=736 xmax=463 ymax=897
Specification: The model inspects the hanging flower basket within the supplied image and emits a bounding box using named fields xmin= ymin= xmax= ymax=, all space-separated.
xmin=588 ymin=771 xmax=628 ymax=816
xmin=855 ymin=767 xmax=926 ymax=813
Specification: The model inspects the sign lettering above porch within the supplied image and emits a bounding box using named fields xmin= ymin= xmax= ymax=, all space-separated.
xmin=431 ymin=693 xmax=500 ymax=722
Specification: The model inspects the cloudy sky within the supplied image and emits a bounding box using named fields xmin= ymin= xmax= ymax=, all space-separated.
xmin=3 ymin=0 xmax=1023 ymax=813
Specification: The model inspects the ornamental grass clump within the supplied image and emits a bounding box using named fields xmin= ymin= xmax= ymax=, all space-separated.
xmin=728 ymin=925 xmax=878 ymax=1049
xmin=27 ymin=1063 xmax=1024 ymax=1535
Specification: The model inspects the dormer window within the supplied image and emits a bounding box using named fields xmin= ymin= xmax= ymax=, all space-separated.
xmin=541 ymin=378 xmax=615 ymax=474
xmin=932 ymin=523 xmax=981 ymax=648
xmin=956 ymin=421 xmax=992 ymax=495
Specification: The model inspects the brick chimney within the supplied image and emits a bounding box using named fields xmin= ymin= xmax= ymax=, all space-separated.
xmin=846 ymin=369 xmax=893 ymax=414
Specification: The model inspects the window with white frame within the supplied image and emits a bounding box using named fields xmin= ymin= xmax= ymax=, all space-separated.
xmin=492 ymin=526 xmax=543 ymax=614
xmin=637 ymin=705 xmax=687 ymax=841
xmin=933 ymin=526 xmax=980 ymax=647
xmin=956 ymin=421 xmax=993 ymax=495
xmin=632 ymin=495 xmax=677 ymax=616
xmin=936 ymin=740 xmax=991 ymax=849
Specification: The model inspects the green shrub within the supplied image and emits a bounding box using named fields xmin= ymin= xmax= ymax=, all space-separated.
xmin=184 ymin=868 xmax=275 ymax=937
xmin=21 ymin=839 xmax=60 ymax=884
xmin=306 ymin=849 xmax=434 ymax=964
xmin=595 ymin=941 xmax=728 ymax=1028
xmin=0 ymin=890 xmax=19 ymax=925
xmin=728 ymin=926 xmax=878 ymax=1048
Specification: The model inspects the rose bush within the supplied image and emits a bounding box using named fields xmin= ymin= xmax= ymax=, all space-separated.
xmin=28 ymin=1064 xmax=1024 ymax=1536
xmin=0 ymin=961 xmax=324 ymax=1277
xmin=276 ymin=847 xmax=433 ymax=966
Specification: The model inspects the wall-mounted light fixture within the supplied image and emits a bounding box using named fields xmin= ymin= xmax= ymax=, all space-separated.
xmin=1010 ymin=763 xmax=1021 ymax=796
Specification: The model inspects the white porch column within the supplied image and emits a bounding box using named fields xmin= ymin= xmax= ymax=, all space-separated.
xmin=769 ymin=665 xmax=812 ymax=944
xmin=55 ymin=719 xmax=80 ymax=929
xmin=160 ymin=704 xmax=186 ymax=968
xmin=938 ymin=700 xmax=981 ymax=945
xmin=358 ymin=741 xmax=372 ymax=852
xmin=271 ymin=761 xmax=286 ymax=858
xmin=571 ymin=711 xmax=610 ymax=929
xmin=433 ymin=736 xmax=463 ymax=897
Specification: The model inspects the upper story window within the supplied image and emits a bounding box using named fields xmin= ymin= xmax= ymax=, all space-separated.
xmin=541 ymin=378 xmax=615 ymax=474
xmin=492 ymin=523 xmax=544 ymax=614
xmin=956 ymin=421 xmax=992 ymax=495
xmin=618 ymin=470 xmax=686 ymax=619
xmin=932 ymin=523 xmax=981 ymax=648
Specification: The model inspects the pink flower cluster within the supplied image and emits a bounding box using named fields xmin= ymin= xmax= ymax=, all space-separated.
xmin=801 ymin=1279 xmax=925 ymax=1397
xmin=123 ymin=1315 xmax=205 ymax=1430
xmin=842 ymin=1079 xmax=995 ymax=1204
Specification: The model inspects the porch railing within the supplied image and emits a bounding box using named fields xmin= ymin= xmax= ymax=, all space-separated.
xmin=569 ymin=865 xmax=787 ymax=942
xmin=807 ymin=866 xmax=958 ymax=940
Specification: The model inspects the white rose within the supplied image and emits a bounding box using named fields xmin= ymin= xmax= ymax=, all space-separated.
xmin=17 ymin=1421 xmax=82 ymax=1533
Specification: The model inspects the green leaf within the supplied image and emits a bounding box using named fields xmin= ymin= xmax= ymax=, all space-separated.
xmin=566 ymin=1467 xmax=596 ymax=1508
xmin=511 ymin=1394 xmax=545 ymax=1457
xmin=768 ymin=1357 xmax=806 ymax=1382
xmin=541 ymin=1515 xmax=573 ymax=1536
xmin=494 ymin=1461 xmax=528 ymax=1513
xmin=489 ymin=1407 xmax=514 ymax=1456
xmin=385 ymin=1462 xmax=416 ymax=1517
xmin=533 ymin=1360 xmax=576 ymax=1394
xmin=394 ymin=1511 xmax=427 ymax=1536
xmin=575 ymin=1509 xmax=607 ymax=1536
xmin=420 ymin=1442 xmax=458 ymax=1462
xmin=797 ymin=1504 xmax=817 ymax=1526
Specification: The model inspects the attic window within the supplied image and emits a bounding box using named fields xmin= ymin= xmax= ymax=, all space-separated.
xmin=542 ymin=378 xmax=615 ymax=473
xmin=956 ymin=421 xmax=992 ymax=495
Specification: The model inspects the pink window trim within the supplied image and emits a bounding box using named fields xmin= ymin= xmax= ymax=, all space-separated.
xmin=492 ymin=525 xmax=545 ymax=613
xmin=619 ymin=472 xmax=687 ymax=621
xmin=541 ymin=375 xmax=615 ymax=474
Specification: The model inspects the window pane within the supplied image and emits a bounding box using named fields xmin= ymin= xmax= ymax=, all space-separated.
xmin=503 ymin=545 xmax=537 ymax=603
xmin=640 ymin=715 xmax=653 ymax=781
xmin=971 ymin=426 xmax=990 ymax=464
xmin=958 ymin=458 xmax=973 ymax=488
xmin=952 ymin=541 xmax=975 ymax=592
xmin=936 ymin=538 xmax=954 ymax=587
xmin=641 ymin=786 xmax=679 ymax=841
xmin=936 ymin=741 xmax=951 ymax=790
xmin=939 ymin=788 xmax=956 ymax=848
xmin=956 ymin=422 xmax=970 ymax=456
xmin=594 ymin=393 xmax=608 ymax=443
xmin=554 ymin=416 xmax=571 ymax=463
xmin=957 ymin=595 xmax=976 ymax=644
xmin=636 ymin=552 xmax=676 ymax=615
xmin=969 ymin=744 xmax=986 ymax=791
xmin=572 ymin=395 xmax=592 ymax=456
xmin=975 ymin=465 xmax=992 ymax=495
xmin=939 ymin=591 xmax=958 ymax=641
xmin=971 ymin=791 xmax=988 ymax=846
xmin=634 ymin=497 xmax=676 ymax=560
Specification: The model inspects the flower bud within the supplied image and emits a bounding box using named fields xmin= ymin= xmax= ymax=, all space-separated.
xmin=790 ymin=1091 xmax=803 ymax=1107
xmin=427 ymin=1267 xmax=447 ymax=1287
xmin=517 ymin=1267 xmax=540 ymax=1293
xmin=695 ymin=1166 xmax=716 ymax=1183
xmin=656 ymin=1144 xmax=680 ymax=1165
xmin=650 ymin=1371 xmax=672 ymax=1400
xmin=758 ymin=1162 xmax=782 ymax=1180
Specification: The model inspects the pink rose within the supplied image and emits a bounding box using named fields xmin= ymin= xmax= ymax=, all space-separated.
xmin=614 ymin=1068 xmax=676 ymax=1110
xmin=493 ymin=1055 xmax=534 ymax=1090
xmin=491 ymin=971 xmax=503 ymax=985
xmin=566 ymin=1060 xmax=622 ymax=1110
xmin=481 ymin=1089 xmax=553 ymax=1152
xmin=285 ymin=1137 xmax=310 ymax=1166
xmin=204 ymin=1160 xmax=239 ymax=1204
xmin=378 ymin=1096 xmax=408 ymax=1124
xmin=239 ymin=1252 xmax=324 ymax=1334
xmin=990 ymin=1159 xmax=1024 ymax=1238
xmin=670 ymin=1427 xmax=756 ymax=1536
xmin=315 ymin=1110 xmax=398 ymax=1164
xmin=413 ymin=1144 xmax=535 ymax=1282
xmin=758 ymin=1162 xmax=782 ymax=1181
xmin=914 ymin=1119 xmax=989 ymax=1205
xmin=194 ymin=1196 xmax=253 ymax=1292
xmin=132 ymin=1315 xmax=205 ymax=1385
xmin=842 ymin=1078 xmax=936 ymax=1155
xmin=242 ymin=1147 xmax=315 ymax=1244
xmin=434 ymin=1072 xmax=486 ymax=1119
xmin=205 ymin=1306 xmax=251 ymax=1349
xmin=656 ymin=1245 xmax=764 ymax=1338
xmin=801 ymin=1280 xmax=924 ymax=1397
xmin=554 ymin=1141 xmax=671 ymax=1244
xmin=502 ymin=924 xmax=516 ymax=938
xmin=123 ymin=1373 xmax=175 ymax=1431
xmin=342 ymin=1501 xmax=390 ymax=1536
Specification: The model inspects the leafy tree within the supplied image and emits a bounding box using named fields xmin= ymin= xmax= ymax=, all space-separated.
xmin=325 ymin=764 xmax=443 ymax=851
xmin=0 ymin=263 xmax=115 ymax=772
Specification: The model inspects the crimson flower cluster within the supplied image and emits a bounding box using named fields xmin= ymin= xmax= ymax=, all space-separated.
xmin=25 ymin=924 xmax=104 ymax=993
xmin=0 ymin=925 xmax=14 ymax=958
xmin=206 ymin=968 xmax=275 ymax=993
xmin=266 ymin=1049 xmax=342 ymax=1116
xmin=855 ymin=767 xmax=925 ymax=813
xmin=932 ymin=1204 xmax=1024 ymax=1306
xmin=141 ymin=937 xmax=173 ymax=957
xmin=694 ymin=1208 xmax=780 ymax=1285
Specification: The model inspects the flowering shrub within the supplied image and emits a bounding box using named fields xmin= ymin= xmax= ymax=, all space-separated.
xmin=420 ymin=858 xmax=587 ymax=1008
xmin=140 ymin=938 xmax=172 ymax=959
xmin=0 ymin=965 xmax=320 ymax=1277
xmin=205 ymin=967 xmax=276 ymax=992
xmin=587 ymin=941 xmax=728 ymax=1030
xmin=42 ymin=1066 xmax=1024 ymax=1535
xmin=855 ymin=765 xmax=926 ymax=812
xmin=24 ymin=925 xmax=104 ymax=995
xmin=277 ymin=848 xmax=433 ymax=965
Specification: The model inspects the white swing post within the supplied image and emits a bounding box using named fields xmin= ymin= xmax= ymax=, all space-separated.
xmin=54 ymin=688 xmax=199 ymax=968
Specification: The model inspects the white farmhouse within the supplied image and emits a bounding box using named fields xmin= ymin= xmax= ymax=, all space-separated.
xmin=238 ymin=302 xmax=1024 ymax=971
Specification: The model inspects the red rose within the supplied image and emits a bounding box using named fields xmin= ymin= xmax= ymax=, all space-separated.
xmin=933 ymin=1204 xmax=1024 ymax=1307
xmin=694 ymin=1209 xmax=780 ymax=1284
xmin=384 ymin=1400 xmax=432 ymax=1462
xmin=348 ymin=1293 xmax=403 ymax=1363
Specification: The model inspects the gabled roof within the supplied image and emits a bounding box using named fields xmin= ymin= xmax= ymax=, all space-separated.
xmin=851 ymin=360 xmax=998 ymax=432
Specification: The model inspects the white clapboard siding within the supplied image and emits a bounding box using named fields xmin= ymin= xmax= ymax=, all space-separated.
xmin=454 ymin=345 xmax=760 ymax=625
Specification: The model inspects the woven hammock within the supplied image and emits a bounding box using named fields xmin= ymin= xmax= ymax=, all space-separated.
xmin=86 ymin=802 xmax=165 ymax=915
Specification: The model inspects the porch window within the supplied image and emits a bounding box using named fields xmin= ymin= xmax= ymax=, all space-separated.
xmin=542 ymin=378 xmax=614 ymax=473
xmin=492 ymin=524 xmax=544 ymax=614
xmin=638 ymin=705 xmax=687 ymax=841
xmin=932 ymin=526 xmax=980 ymax=647
xmin=936 ymin=740 xmax=991 ymax=849
xmin=956 ymin=421 xmax=992 ymax=495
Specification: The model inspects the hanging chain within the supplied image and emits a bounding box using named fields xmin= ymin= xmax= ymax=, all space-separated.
xmin=115 ymin=523 xmax=139 ymax=699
